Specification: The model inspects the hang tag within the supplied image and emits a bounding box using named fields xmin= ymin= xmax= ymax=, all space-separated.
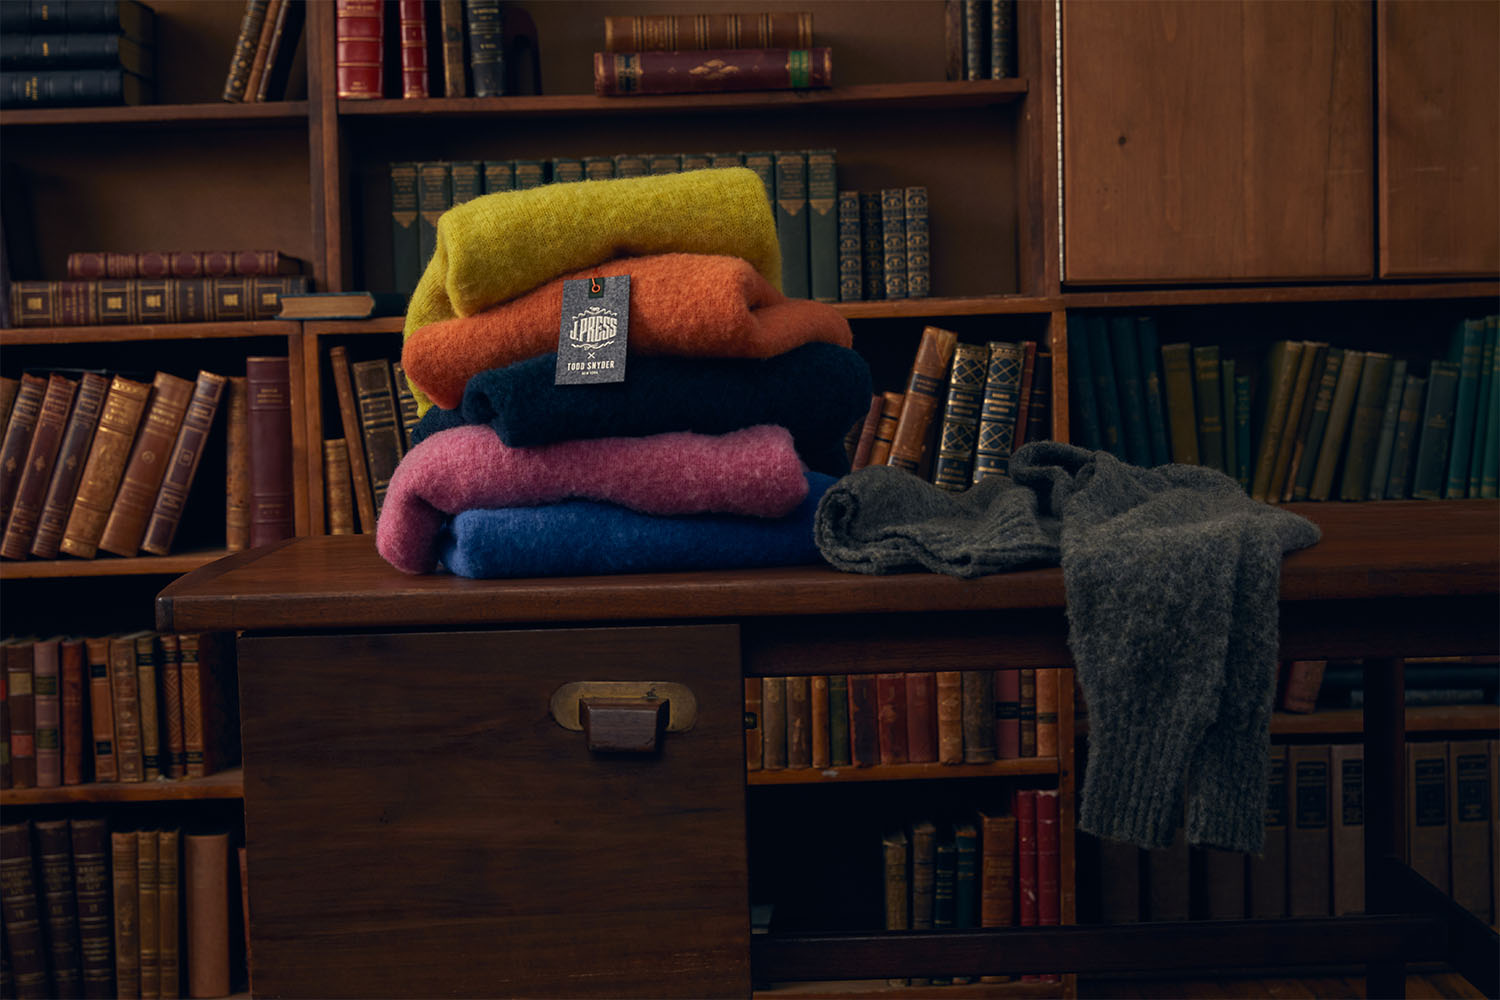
xmin=556 ymin=275 xmax=630 ymax=385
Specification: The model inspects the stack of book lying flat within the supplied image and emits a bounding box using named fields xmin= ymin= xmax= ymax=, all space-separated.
xmin=0 ymin=0 xmax=157 ymax=108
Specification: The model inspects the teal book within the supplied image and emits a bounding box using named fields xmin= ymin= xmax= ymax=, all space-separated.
xmin=1411 ymin=360 xmax=1461 ymax=500
xmin=1135 ymin=316 xmax=1170 ymax=466
xmin=1291 ymin=348 xmax=1345 ymax=501
xmin=904 ymin=185 xmax=930 ymax=299
xmin=1087 ymin=316 xmax=1127 ymax=461
xmin=1483 ymin=316 xmax=1500 ymax=498
xmin=1366 ymin=358 xmax=1408 ymax=500
xmin=482 ymin=160 xmax=515 ymax=193
xmin=859 ymin=192 xmax=884 ymax=300
xmin=416 ymin=161 xmax=453 ymax=273
xmin=1220 ymin=358 xmax=1237 ymax=488
xmin=1308 ymin=350 xmax=1365 ymax=503
xmin=450 ymin=160 xmax=482 ymax=205
xmin=742 ymin=150 xmax=776 ymax=209
xmin=1465 ymin=315 xmax=1497 ymax=496
xmin=773 ymin=151 xmax=809 ymax=299
xmin=806 ymin=149 xmax=838 ymax=303
xmin=512 ymin=159 xmax=547 ymax=189
xmin=647 ymin=152 xmax=681 ymax=175
xmin=389 ymin=161 xmax=420 ymax=296
xmin=827 ymin=673 xmax=850 ymax=767
xmin=612 ymin=152 xmax=650 ymax=178
xmin=1383 ymin=373 xmax=1427 ymax=500
xmin=879 ymin=187 xmax=908 ymax=300
xmin=1067 ymin=314 xmax=1102 ymax=451
xmin=837 ymin=190 xmax=862 ymax=302
xmin=1234 ymin=372 xmax=1253 ymax=490
xmin=1192 ymin=344 xmax=1225 ymax=473
xmin=582 ymin=156 xmax=615 ymax=181
xmin=1444 ymin=318 xmax=1487 ymax=498
xmin=550 ymin=157 xmax=584 ymax=183
xmin=1108 ymin=316 xmax=1151 ymax=466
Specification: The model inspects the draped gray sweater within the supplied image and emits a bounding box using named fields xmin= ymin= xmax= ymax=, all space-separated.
xmin=813 ymin=441 xmax=1322 ymax=853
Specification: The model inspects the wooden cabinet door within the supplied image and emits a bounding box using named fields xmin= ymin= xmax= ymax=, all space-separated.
xmin=238 ymin=624 xmax=750 ymax=998
xmin=1062 ymin=0 xmax=1374 ymax=283
xmin=1378 ymin=0 xmax=1500 ymax=277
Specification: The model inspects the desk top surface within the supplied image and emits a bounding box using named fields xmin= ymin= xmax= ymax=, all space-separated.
xmin=156 ymin=499 xmax=1500 ymax=633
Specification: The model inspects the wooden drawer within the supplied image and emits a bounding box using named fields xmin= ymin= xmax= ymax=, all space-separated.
xmin=237 ymin=624 xmax=750 ymax=998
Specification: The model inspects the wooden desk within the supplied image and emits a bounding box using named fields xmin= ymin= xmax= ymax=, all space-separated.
xmin=158 ymin=500 xmax=1500 ymax=998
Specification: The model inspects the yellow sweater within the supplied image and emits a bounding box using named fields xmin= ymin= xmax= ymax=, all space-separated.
xmin=403 ymin=167 xmax=781 ymax=410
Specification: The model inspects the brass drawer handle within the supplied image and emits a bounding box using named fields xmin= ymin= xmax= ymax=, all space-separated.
xmin=550 ymin=681 xmax=698 ymax=754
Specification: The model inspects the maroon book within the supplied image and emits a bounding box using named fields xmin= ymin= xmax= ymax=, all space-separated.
xmin=594 ymin=46 xmax=833 ymax=96
xmin=1037 ymin=789 xmax=1062 ymax=983
xmin=846 ymin=673 xmax=879 ymax=767
xmin=335 ymin=0 xmax=384 ymax=98
xmin=398 ymin=0 xmax=429 ymax=98
xmin=994 ymin=668 xmax=1021 ymax=759
xmin=904 ymin=672 xmax=938 ymax=763
xmin=246 ymin=357 xmax=294 ymax=547
xmin=875 ymin=673 xmax=908 ymax=765
xmin=60 ymin=638 xmax=87 ymax=785
xmin=1015 ymin=789 xmax=1038 ymax=928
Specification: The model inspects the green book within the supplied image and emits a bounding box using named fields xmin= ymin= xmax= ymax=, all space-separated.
xmin=879 ymin=186 xmax=908 ymax=300
xmin=1366 ymin=358 xmax=1408 ymax=500
xmin=582 ymin=156 xmax=615 ymax=181
xmin=1136 ymin=316 xmax=1171 ymax=466
xmin=773 ymin=151 xmax=810 ymax=298
xmin=903 ymin=185 xmax=930 ymax=299
xmin=741 ymin=150 xmax=776 ymax=208
xmin=1412 ymin=360 xmax=1461 ymax=500
xmin=1159 ymin=341 xmax=1199 ymax=465
xmin=827 ymin=673 xmax=850 ymax=767
xmin=806 ymin=150 xmax=839 ymax=303
xmin=1067 ymin=314 xmax=1102 ymax=451
xmin=1233 ymin=372 xmax=1253 ymax=490
xmin=416 ymin=160 xmax=453 ymax=274
xmin=450 ymin=160 xmax=482 ymax=205
xmin=1270 ymin=343 xmax=1327 ymax=503
xmin=549 ymin=157 xmax=584 ymax=183
xmin=1444 ymin=317 xmax=1487 ymax=498
xmin=1383 ymin=374 xmax=1427 ymax=500
xmin=1307 ymin=349 xmax=1365 ymax=502
xmin=512 ymin=159 xmax=547 ymax=189
xmin=388 ymin=161 xmax=420 ymax=296
xmin=482 ymin=160 xmax=515 ymax=193
xmin=1250 ymin=340 xmax=1305 ymax=502
xmin=1192 ymin=344 xmax=1225 ymax=473
xmin=1482 ymin=317 xmax=1500 ymax=498
xmin=1337 ymin=352 xmax=1394 ymax=502
xmin=611 ymin=152 xmax=650 ymax=178
xmin=1087 ymin=317 xmax=1127 ymax=462
xmin=1291 ymin=348 xmax=1345 ymax=501
xmin=837 ymin=190 xmax=862 ymax=302
xmin=1220 ymin=358 xmax=1238 ymax=488
xmin=1110 ymin=316 xmax=1151 ymax=466
xmin=1465 ymin=315 xmax=1497 ymax=496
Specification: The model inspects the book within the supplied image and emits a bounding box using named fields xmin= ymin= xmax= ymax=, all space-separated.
xmin=883 ymin=827 xmax=910 ymax=935
xmin=438 ymin=0 xmax=466 ymax=96
xmin=351 ymin=356 xmax=405 ymax=515
xmin=593 ymin=47 xmax=833 ymax=96
xmin=83 ymin=636 xmax=116 ymax=783
xmin=1337 ymin=352 xmax=1394 ymax=502
xmin=1190 ymin=344 xmax=1226 ymax=472
xmin=760 ymin=676 xmax=786 ymax=770
xmin=223 ymin=0 xmax=271 ymax=101
xmin=953 ymin=819 xmax=980 ymax=980
xmin=836 ymin=190 xmax=862 ymax=302
xmin=0 ymin=373 xmax=46 ymax=527
xmin=1066 ymin=315 xmax=1103 ymax=451
xmin=482 ymin=159 xmax=516 ymax=192
xmin=417 ymin=160 xmax=452 ymax=272
xmin=28 ymin=371 xmax=108 ymax=559
xmin=1449 ymin=739 xmax=1492 ymax=922
xmin=806 ymin=149 xmax=838 ymax=303
xmin=582 ymin=155 xmax=614 ymax=182
xmin=875 ymin=672 xmax=908 ymax=764
xmin=0 ymin=0 xmax=156 ymax=37
xmin=865 ymin=391 xmax=903 ymax=468
xmin=4 ymin=638 xmax=35 ymax=788
xmin=222 ymin=375 xmax=251 ymax=552
xmin=249 ymin=0 xmax=298 ymax=103
xmin=1133 ymin=316 xmax=1170 ymax=465
xmin=990 ymin=0 xmax=1016 ymax=77
xmin=1329 ymin=743 xmax=1364 ymax=916
xmin=133 ymin=632 xmax=162 ymax=780
xmin=328 ymin=346 xmax=378 ymax=533
xmin=1110 ymin=317 xmax=1151 ymax=466
xmin=246 ymin=356 xmax=294 ymax=547
xmin=1036 ymin=788 xmax=1061 ymax=981
xmin=1018 ymin=667 xmax=1037 ymax=757
xmin=1366 ymin=357 xmax=1410 ymax=499
xmin=1280 ymin=658 xmax=1328 ymax=713
xmin=0 ymin=821 xmax=48 ymax=997
xmin=31 ymin=637 xmax=60 ymax=787
xmin=603 ymin=12 xmax=813 ymax=51
xmin=1220 ymin=357 xmax=1239 ymax=486
xmin=1290 ymin=347 xmax=1345 ymax=501
xmin=993 ymin=668 xmax=1020 ymax=759
xmin=138 ymin=828 xmax=160 ymax=998
xmin=904 ymin=185 xmax=930 ymax=299
xmin=141 ymin=370 xmax=229 ymax=556
xmin=1307 ymin=349 xmax=1367 ymax=502
xmin=1445 ymin=318 xmax=1487 ymax=498
xmin=1288 ymin=743 xmax=1331 ymax=916
xmin=1269 ymin=341 xmax=1327 ymax=502
xmin=185 ymin=832 xmax=231 ymax=1000
xmin=961 ymin=670 xmax=995 ymax=763
xmin=109 ymin=631 xmax=148 ymax=781
xmin=932 ymin=341 xmax=988 ymax=489
xmin=772 ymin=150 xmax=809 ymax=299
xmin=98 ymin=371 xmax=195 ymax=557
xmin=1015 ymin=789 xmax=1038 ymax=936
xmin=1035 ymin=667 xmax=1060 ymax=757
xmin=743 ymin=677 xmax=762 ymax=771
xmin=933 ymin=832 xmax=956 ymax=981
xmin=59 ymin=638 xmax=85 ymax=785
xmin=905 ymin=672 xmax=937 ymax=764
xmin=112 ymin=829 xmax=140 ymax=998
xmin=846 ymin=672 xmax=879 ymax=767
xmin=879 ymin=187 xmax=908 ymax=300
xmin=34 ymin=818 xmax=82 ymax=996
xmin=277 ymin=290 xmax=406 ymax=320
xmin=1411 ymin=359 xmax=1461 ymax=500
xmin=887 ymin=326 xmax=957 ymax=473
xmin=936 ymin=670 xmax=963 ymax=765
xmin=1011 ymin=340 xmax=1038 ymax=452
xmin=784 ymin=674 xmax=811 ymax=768
xmin=397 ymin=0 xmax=428 ymax=98
xmin=323 ymin=439 xmax=355 ymax=535
xmin=809 ymin=674 xmax=830 ymax=768
xmin=10 ymin=276 xmax=307 ymax=325
xmin=179 ymin=632 xmax=240 ymax=778
xmin=66 ymin=250 xmax=302 ymax=279
xmin=977 ymin=808 xmax=1017 ymax=933
xmin=158 ymin=829 xmax=181 ymax=999
xmin=0 ymin=66 xmax=154 ymax=107
xmin=466 ymin=0 xmax=504 ymax=97
xmin=1 ymin=372 xmax=77 ymax=559
xmin=1087 ymin=317 xmax=1127 ymax=461
xmin=451 ymin=159 xmax=483 ymax=204
xmin=1408 ymin=741 xmax=1450 ymax=894
xmin=972 ymin=340 xmax=1025 ymax=482
xmin=1026 ymin=351 xmax=1054 ymax=446
xmin=849 ymin=394 xmax=883 ymax=472
xmin=0 ymin=376 xmax=17 ymax=436
xmin=1383 ymin=373 xmax=1428 ymax=499
xmin=963 ymin=0 xmax=986 ymax=80
xmin=857 ymin=190 xmax=884 ymax=300
xmin=1466 ymin=317 xmax=1498 ymax=496
xmin=827 ymin=673 xmax=850 ymax=767
xmin=389 ymin=162 xmax=421 ymax=295
xmin=70 ymin=818 xmax=113 ymax=999
xmin=1249 ymin=744 xmax=1289 ymax=918
xmin=1232 ymin=370 xmax=1254 ymax=489
xmin=159 ymin=632 xmax=185 ymax=779
xmin=1250 ymin=340 xmax=1306 ymax=501
xmin=335 ymin=0 xmax=383 ymax=98
xmin=1158 ymin=340 xmax=1199 ymax=464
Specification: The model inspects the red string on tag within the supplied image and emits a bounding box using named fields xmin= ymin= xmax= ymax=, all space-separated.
xmin=590 ymin=277 xmax=603 ymax=294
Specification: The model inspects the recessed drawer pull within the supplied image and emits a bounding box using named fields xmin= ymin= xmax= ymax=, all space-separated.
xmin=550 ymin=681 xmax=698 ymax=753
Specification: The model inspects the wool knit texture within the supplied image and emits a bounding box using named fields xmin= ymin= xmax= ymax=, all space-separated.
xmin=403 ymin=167 xmax=781 ymax=412
xmin=410 ymin=342 xmax=873 ymax=477
xmin=814 ymin=441 xmax=1322 ymax=852
xmin=403 ymin=252 xmax=853 ymax=410
xmin=375 ymin=424 xmax=810 ymax=574
xmin=438 ymin=470 xmax=835 ymax=579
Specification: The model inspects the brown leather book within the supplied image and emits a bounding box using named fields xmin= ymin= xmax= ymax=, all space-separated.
xmin=109 ymin=631 xmax=150 ymax=782
xmin=849 ymin=393 xmax=884 ymax=471
xmin=322 ymin=439 xmax=354 ymax=534
xmin=977 ymin=808 xmax=1018 ymax=933
xmin=390 ymin=361 xmax=420 ymax=451
xmin=438 ymin=0 xmax=467 ymax=96
xmin=224 ymin=376 xmax=251 ymax=551
xmin=865 ymin=391 xmax=904 ymax=468
xmin=111 ymin=829 xmax=141 ymax=998
xmin=808 ymin=674 xmax=830 ymax=769
xmin=760 ymin=676 xmax=786 ymax=770
xmin=70 ymin=818 xmax=114 ymax=1000
xmin=0 ymin=821 xmax=48 ymax=997
xmin=137 ymin=828 xmax=160 ymax=999
xmin=159 ymin=633 xmax=186 ymax=779
xmin=994 ymin=667 xmax=1020 ymax=759
xmin=743 ymin=677 xmax=762 ymax=771
xmin=1287 ymin=743 xmax=1331 ymax=916
xmin=34 ymin=818 xmax=83 ymax=996
xmin=0 ymin=373 xmax=47 ymax=527
xmin=784 ymin=674 xmax=811 ymax=768
xmin=0 ymin=375 xmax=18 ymax=433
xmin=328 ymin=346 xmax=378 ymax=533
xmin=246 ymin=356 xmax=294 ymax=548
xmin=875 ymin=672 xmax=908 ymax=764
xmin=593 ymin=47 xmax=833 ymax=96
xmin=134 ymin=632 xmax=163 ymax=781
xmin=241 ymin=0 xmax=283 ymax=102
xmin=1035 ymin=667 xmax=1060 ymax=758
xmin=59 ymin=374 xmax=154 ymax=559
xmin=158 ymin=829 xmax=181 ymax=999
xmin=32 ymin=636 xmax=61 ymax=788
xmin=4 ymin=637 xmax=36 ymax=788
xmin=99 ymin=371 xmax=195 ymax=556
xmin=1018 ymin=667 xmax=1037 ymax=757
xmin=351 ymin=357 xmax=405 ymax=516
xmin=1280 ymin=658 xmax=1328 ymax=713
xmin=185 ymin=832 xmax=232 ymax=1000
xmin=1 ymin=373 xmax=78 ymax=559
xmin=887 ymin=325 xmax=959 ymax=473
xmin=904 ymin=672 xmax=937 ymax=763
xmin=961 ymin=670 xmax=995 ymax=764
xmin=10 ymin=277 xmax=307 ymax=326
xmin=141 ymin=370 xmax=230 ymax=555
xmin=882 ymin=826 xmax=910 ymax=934
xmin=66 ymin=251 xmax=304 ymax=279
xmin=29 ymin=371 xmax=109 ymax=559
xmin=847 ymin=672 xmax=879 ymax=767
xmin=83 ymin=636 xmax=117 ymax=783
xmin=398 ymin=0 xmax=429 ymax=98
xmin=935 ymin=670 xmax=963 ymax=764
xmin=60 ymin=638 xmax=86 ymax=785
xmin=222 ymin=0 xmax=271 ymax=101
xmin=179 ymin=632 xmax=240 ymax=778
xmin=604 ymin=11 xmax=813 ymax=51
xmin=253 ymin=0 xmax=302 ymax=102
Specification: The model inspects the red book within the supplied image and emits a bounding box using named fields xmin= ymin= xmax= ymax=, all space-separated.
xmin=846 ymin=673 xmax=879 ymax=767
xmin=1037 ymin=789 xmax=1062 ymax=983
xmin=594 ymin=47 xmax=833 ymax=96
xmin=1015 ymin=789 xmax=1039 ymax=981
xmin=994 ymin=668 xmax=1021 ymax=759
xmin=246 ymin=356 xmax=294 ymax=547
xmin=335 ymin=0 xmax=384 ymax=98
xmin=904 ymin=672 xmax=937 ymax=763
xmin=398 ymin=0 xmax=429 ymax=98
xmin=875 ymin=672 xmax=908 ymax=764
xmin=4 ymin=637 xmax=36 ymax=788
xmin=60 ymin=638 xmax=87 ymax=785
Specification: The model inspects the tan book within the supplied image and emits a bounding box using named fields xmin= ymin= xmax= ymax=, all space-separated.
xmin=809 ymin=674 xmax=830 ymax=769
xmin=224 ymin=376 xmax=251 ymax=552
xmin=59 ymin=375 xmax=154 ymax=559
xmin=1159 ymin=342 xmax=1199 ymax=465
xmin=1331 ymin=743 xmax=1365 ymax=915
xmin=99 ymin=372 xmax=195 ymax=556
xmin=865 ymin=391 xmax=904 ymax=468
xmin=761 ymin=676 xmax=786 ymax=771
xmin=935 ymin=670 xmax=963 ymax=764
xmin=1287 ymin=743 xmax=1331 ymax=917
xmin=976 ymin=807 xmax=1017 ymax=981
xmin=142 ymin=370 xmax=230 ymax=555
xmin=743 ymin=677 xmax=762 ymax=771
xmin=134 ymin=632 xmax=163 ymax=780
xmin=1249 ymin=340 xmax=1306 ymax=501
xmin=159 ymin=633 xmax=186 ymax=779
xmin=328 ymin=346 xmax=378 ymax=533
xmin=1034 ymin=667 xmax=1060 ymax=758
xmin=1448 ymin=739 xmax=1493 ymax=922
xmin=322 ymin=438 xmax=355 ymax=535
xmin=1407 ymin=741 xmax=1450 ymax=895
xmin=1 ymin=373 xmax=78 ymax=559
xmin=109 ymin=630 xmax=151 ymax=781
xmin=29 ymin=371 xmax=109 ymax=559
xmin=184 ymin=832 xmax=232 ymax=999
xmin=887 ymin=325 xmax=958 ymax=473
xmin=1266 ymin=341 xmax=1327 ymax=503
xmin=83 ymin=635 xmax=117 ymax=782
xmin=138 ymin=828 xmax=161 ymax=999
xmin=112 ymin=829 xmax=141 ymax=998
xmin=180 ymin=632 xmax=240 ymax=779
xmin=158 ymin=829 xmax=181 ymax=999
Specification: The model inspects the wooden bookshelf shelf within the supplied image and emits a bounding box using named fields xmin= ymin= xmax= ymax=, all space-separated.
xmin=0 ymin=549 xmax=233 ymax=580
xmin=336 ymin=79 xmax=1029 ymax=120
xmin=1060 ymin=280 xmax=1500 ymax=310
xmin=748 ymin=758 xmax=1060 ymax=785
xmin=0 ymin=767 xmax=244 ymax=805
xmin=1271 ymin=705 xmax=1500 ymax=736
xmin=0 ymin=320 xmax=301 ymax=346
xmin=836 ymin=294 xmax=1060 ymax=320
xmin=757 ymin=980 xmax=1066 ymax=998
xmin=0 ymin=101 xmax=310 ymax=129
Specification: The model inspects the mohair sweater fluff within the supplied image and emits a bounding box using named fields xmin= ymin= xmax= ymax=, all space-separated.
xmin=814 ymin=441 xmax=1322 ymax=852
xmin=411 ymin=342 xmax=872 ymax=477
xmin=403 ymin=252 xmax=853 ymax=411
xmin=376 ymin=424 xmax=810 ymax=575
xmin=403 ymin=168 xmax=781 ymax=412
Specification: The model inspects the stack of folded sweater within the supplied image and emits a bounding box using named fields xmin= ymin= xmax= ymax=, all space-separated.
xmin=375 ymin=167 xmax=873 ymax=578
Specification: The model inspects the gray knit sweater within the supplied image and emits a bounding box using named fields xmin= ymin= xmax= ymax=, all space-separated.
xmin=814 ymin=441 xmax=1322 ymax=853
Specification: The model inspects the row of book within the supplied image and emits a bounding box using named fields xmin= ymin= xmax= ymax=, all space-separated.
xmin=0 ymin=631 xmax=238 ymax=791
xmin=955 ymin=0 xmax=1017 ymax=81
xmin=0 ymin=819 xmax=244 ymax=999
xmin=8 ymin=275 xmax=307 ymax=328
xmin=747 ymin=669 xmax=1064 ymax=772
xmin=1085 ymin=740 xmax=1499 ymax=926
xmin=0 ymin=358 xmax=293 ymax=560
xmin=0 ymin=0 xmax=156 ymax=109
xmin=318 ymin=346 xmax=420 ymax=536
xmin=1069 ymin=314 xmax=1500 ymax=502
xmin=1278 ymin=655 xmax=1500 ymax=714
xmin=882 ymin=792 xmax=1060 ymax=985
xmin=849 ymin=327 xmax=1053 ymax=489
xmin=220 ymin=0 xmax=304 ymax=103
xmin=335 ymin=0 xmax=531 ymax=99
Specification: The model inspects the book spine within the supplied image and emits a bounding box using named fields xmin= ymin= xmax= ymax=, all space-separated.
xmin=398 ymin=0 xmax=429 ymax=98
xmin=1271 ymin=344 xmax=1326 ymax=502
xmin=482 ymin=160 xmax=515 ymax=192
xmin=29 ymin=371 xmax=107 ymax=559
xmin=60 ymin=639 xmax=85 ymax=785
xmin=806 ymin=149 xmax=838 ymax=303
xmin=1134 ymin=316 xmax=1171 ymax=465
xmin=910 ymin=821 xmax=938 ymax=962
xmin=879 ymin=187 xmax=908 ymax=300
xmin=111 ymin=830 xmax=140 ymax=997
xmin=0 ymin=373 xmax=46 ymax=526
xmin=1383 ymin=374 xmax=1428 ymax=499
xmin=1037 ymin=788 xmax=1061 ymax=937
xmin=1018 ymin=667 xmax=1037 ymax=756
xmin=1035 ymin=667 xmax=1059 ymax=758
xmin=1016 ymin=789 xmax=1038 ymax=937
xmin=0 ymin=821 xmax=49 ymax=996
xmin=808 ymin=674 xmax=830 ymax=768
xmin=323 ymin=438 xmax=356 ymax=534
xmin=9 ymin=277 xmax=301 ymax=325
xmin=760 ymin=676 xmax=786 ymax=770
xmin=1408 ymin=742 xmax=1450 ymax=894
xmin=827 ymin=673 xmax=850 ymax=767
xmin=351 ymin=357 xmax=404 ymax=515
xmin=846 ymin=672 xmax=879 ymax=767
xmin=866 ymin=391 xmax=903 ymax=468
xmin=335 ymin=0 xmax=383 ymax=98
xmin=223 ymin=0 xmax=270 ymax=100
xmin=1 ymin=373 xmax=77 ymax=559
xmin=990 ymin=0 xmax=1016 ymax=77
xmin=1448 ymin=740 xmax=1492 ymax=921
xmin=603 ymin=12 xmax=814 ymax=51
xmin=905 ymin=671 xmax=937 ymax=764
xmin=417 ymin=160 xmax=452 ymax=274
xmin=58 ymin=373 xmax=154 ymax=559
xmin=5 ymin=643 xmax=36 ymax=788
xmin=961 ymin=670 xmax=995 ymax=763
xmin=158 ymin=829 xmax=181 ymax=999
xmin=1158 ymin=341 xmax=1199 ymax=464
xmin=1366 ymin=358 xmax=1409 ymax=499
xmin=84 ymin=637 xmax=116 ymax=783
xmin=1067 ymin=315 xmax=1103 ymax=450
xmin=979 ymin=810 xmax=1018 ymax=932
xmin=883 ymin=829 xmax=910 ymax=935
xmin=1466 ymin=318 xmax=1498 ymax=497
xmin=254 ymin=0 xmax=298 ymax=101
xmin=784 ymin=674 xmax=811 ymax=768
xmin=1027 ymin=351 xmax=1054 ymax=445
xmin=467 ymin=0 xmax=504 ymax=97
xmin=141 ymin=371 xmax=229 ymax=555
xmin=904 ymin=185 xmax=930 ymax=298
xmin=963 ymin=0 xmax=985 ymax=80
xmin=1012 ymin=340 xmax=1037 ymax=451
xmin=160 ymin=633 xmax=185 ymax=779
xmin=773 ymin=150 xmax=810 ymax=299
xmin=888 ymin=326 xmax=958 ymax=472
xmin=1308 ymin=350 xmax=1367 ymax=502
xmin=994 ymin=667 xmax=1020 ymax=759
xmin=439 ymin=0 xmax=466 ymax=96
xmin=1252 ymin=341 xmax=1307 ymax=500
xmin=744 ymin=677 xmax=762 ymax=771
xmin=858 ymin=191 xmax=885 ymax=300
xmin=933 ymin=341 xmax=988 ymax=490
xmin=550 ymin=156 xmax=584 ymax=183
xmin=849 ymin=394 xmax=883 ymax=472
xmin=1109 ymin=317 xmax=1150 ymax=465
xmin=1291 ymin=348 xmax=1345 ymax=501
xmin=593 ymin=47 xmax=832 ymax=96
xmin=134 ymin=634 xmax=161 ymax=780
xmin=1192 ymin=343 xmax=1225 ymax=472
xmin=1280 ymin=658 xmax=1328 ymax=713
xmin=329 ymin=347 xmax=378 ymax=533
xmin=1288 ymin=745 xmax=1331 ymax=916
xmin=875 ymin=673 xmax=908 ymax=764
xmin=70 ymin=818 xmax=112 ymax=999
xmin=972 ymin=340 xmax=1024 ymax=482
xmin=1445 ymin=317 xmax=1487 ymax=498
xmin=109 ymin=635 xmax=144 ymax=781
xmin=837 ymin=190 xmax=862 ymax=302
xmin=138 ymin=828 xmax=160 ymax=998
xmin=1337 ymin=353 xmax=1395 ymax=502
xmin=246 ymin=357 xmax=294 ymax=547
xmin=99 ymin=371 xmax=196 ymax=556
xmin=224 ymin=376 xmax=251 ymax=551
xmin=935 ymin=670 xmax=963 ymax=764
xmin=582 ymin=155 xmax=615 ymax=181
xmin=1086 ymin=317 xmax=1127 ymax=461
xmin=389 ymin=162 xmax=422 ymax=296
xmin=1412 ymin=361 xmax=1462 ymax=500
xmin=32 ymin=639 xmax=60 ymax=787
xmin=241 ymin=0 xmax=284 ymax=102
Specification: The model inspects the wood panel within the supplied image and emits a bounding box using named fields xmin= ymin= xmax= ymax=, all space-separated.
xmin=1062 ymin=0 xmax=1373 ymax=283
xmin=237 ymin=625 xmax=749 ymax=998
xmin=1378 ymin=0 xmax=1500 ymax=277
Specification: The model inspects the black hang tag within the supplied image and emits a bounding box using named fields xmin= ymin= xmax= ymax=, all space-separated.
xmin=556 ymin=275 xmax=630 ymax=385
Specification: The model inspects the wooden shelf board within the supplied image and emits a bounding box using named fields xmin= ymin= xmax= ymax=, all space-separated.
xmin=1270 ymin=705 xmax=1500 ymax=736
xmin=338 ymin=79 xmax=1028 ymax=119
xmin=304 ymin=317 xmax=405 ymax=335
xmin=757 ymin=978 xmax=1065 ymax=997
xmin=1061 ymin=279 xmax=1500 ymax=309
xmin=0 ymin=101 xmax=309 ymax=128
xmin=748 ymin=759 xmax=1059 ymax=785
xmin=0 ymin=768 xmax=244 ymax=805
xmin=838 ymin=294 xmax=1060 ymax=319
xmin=1 ymin=549 xmax=233 ymax=580
xmin=0 ymin=321 xmax=301 ymax=346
